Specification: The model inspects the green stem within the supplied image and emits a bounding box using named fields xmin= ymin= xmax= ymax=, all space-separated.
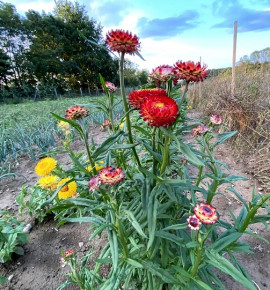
xmin=82 ymin=133 xmax=97 ymax=175
xmin=195 ymin=166 xmax=203 ymax=187
xmin=119 ymin=52 xmax=141 ymax=167
xmin=152 ymin=127 xmax=157 ymax=187
xmin=160 ymin=135 xmax=170 ymax=176
xmin=178 ymin=82 xmax=189 ymax=108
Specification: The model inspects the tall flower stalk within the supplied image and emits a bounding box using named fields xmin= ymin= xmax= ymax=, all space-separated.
xmin=119 ymin=52 xmax=141 ymax=167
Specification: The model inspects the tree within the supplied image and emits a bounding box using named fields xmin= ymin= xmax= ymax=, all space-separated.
xmin=0 ymin=48 xmax=12 ymax=86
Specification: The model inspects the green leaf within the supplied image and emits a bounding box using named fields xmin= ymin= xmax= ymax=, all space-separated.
xmin=110 ymin=144 xmax=138 ymax=150
xmin=138 ymin=166 xmax=162 ymax=181
xmin=126 ymin=258 xmax=143 ymax=268
xmin=205 ymin=250 xmax=256 ymax=290
xmin=210 ymin=232 xmax=242 ymax=252
xmin=147 ymin=187 xmax=160 ymax=249
xmin=64 ymin=216 xmax=105 ymax=226
xmin=226 ymin=187 xmax=248 ymax=209
xmin=155 ymin=230 xmax=183 ymax=247
xmin=124 ymin=210 xmax=147 ymax=238
xmin=214 ymin=131 xmax=238 ymax=147
xmin=56 ymin=280 xmax=73 ymax=290
xmin=92 ymin=131 xmax=124 ymax=158
xmin=163 ymin=223 xmax=188 ymax=231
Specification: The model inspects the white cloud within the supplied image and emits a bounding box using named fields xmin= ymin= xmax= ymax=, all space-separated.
xmin=16 ymin=1 xmax=55 ymax=14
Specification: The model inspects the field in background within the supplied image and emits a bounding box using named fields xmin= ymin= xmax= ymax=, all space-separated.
xmin=0 ymin=95 xmax=124 ymax=177
xmin=188 ymin=64 xmax=270 ymax=191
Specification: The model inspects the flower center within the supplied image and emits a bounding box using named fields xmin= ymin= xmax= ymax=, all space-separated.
xmin=202 ymin=206 xmax=212 ymax=215
xmin=190 ymin=217 xmax=199 ymax=227
xmin=61 ymin=185 xmax=69 ymax=192
xmin=156 ymin=102 xmax=165 ymax=108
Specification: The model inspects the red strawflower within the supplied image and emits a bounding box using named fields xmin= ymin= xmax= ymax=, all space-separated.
xmin=174 ymin=61 xmax=208 ymax=83
xmin=64 ymin=249 xmax=75 ymax=258
xmin=88 ymin=176 xmax=101 ymax=192
xmin=187 ymin=215 xmax=202 ymax=230
xmin=98 ymin=166 xmax=125 ymax=185
xmin=194 ymin=202 xmax=218 ymax=225
xmin=148 ymin=65 xmax=178 ymax=84
xmin=192 ymin=125 xmax=208 ymax=137
xmin=140 ymin=94 xmax=179 ymax=127
xmin=106 ymin=29 xmax=140 ymax=54
xmin=102 ymin=120 xmax=112 ymax=128
xmin=128 ymin=88 xmax=167 ymax=109
xmin=210 ymin=114 xmax=222 ymax=125
xmin=104 ymin=81 xmax=117 ymax=93
xmin=65 ymin=105 xmax=89 ymax=120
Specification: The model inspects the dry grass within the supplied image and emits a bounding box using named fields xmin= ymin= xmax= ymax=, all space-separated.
xmin=188 ymin=65 xmax=270 ymax=191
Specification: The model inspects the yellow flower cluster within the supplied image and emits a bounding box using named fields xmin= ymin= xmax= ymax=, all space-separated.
xmin=86 ymin=161 xmax=104 ymax=172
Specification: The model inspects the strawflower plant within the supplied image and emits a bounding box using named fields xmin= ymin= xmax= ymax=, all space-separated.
xmin=19 ymin=27 xmax=270 ymax=290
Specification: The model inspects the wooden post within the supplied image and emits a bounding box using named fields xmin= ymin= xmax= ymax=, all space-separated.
xmin=54 ymin=88 xmax=58 ymax=99
xmin=80 ymin=87 xmax=83 ymax=97
xmin=232 ymin=21 xmax=238 ymax=97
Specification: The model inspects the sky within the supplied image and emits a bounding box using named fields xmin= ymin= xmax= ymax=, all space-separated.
xmin=6 ymin=0 xmax=270 ymax=72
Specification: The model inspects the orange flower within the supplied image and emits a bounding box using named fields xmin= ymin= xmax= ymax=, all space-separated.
xmin=65 ymin=105 xmax=89 ymax=120
xmin=64 ymin=249 xmax=75 ymax=258
xmin=140 ymin=94 xmax=178 ymax=127
xmin=98 ymin=166 xmax=125 ymax=185
xmin=194 ymin=202 xmax=218 ymax=225
xmin=174 ymin=61 xmax=208 ymax=83
xmin=106 ymin=29 xmax=140 ymax=54
xmin=128 ymin=88 xmax=167 ymax=109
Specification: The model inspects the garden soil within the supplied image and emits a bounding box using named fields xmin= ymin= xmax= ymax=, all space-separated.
xmin=0 ymin=115 xmax=269 ymax=290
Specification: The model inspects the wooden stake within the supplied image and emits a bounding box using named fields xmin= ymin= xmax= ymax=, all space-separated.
xmin=199 ymin=56 xmax=202 ymax=98
xmin=232 ymin=21 xmax=238 ymax=97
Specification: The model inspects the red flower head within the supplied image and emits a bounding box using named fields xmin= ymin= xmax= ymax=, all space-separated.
xmin=187 ymin=215 xmax=202 ymax=230
xmin=88 ymin=176 xmax=101 ymax=192
xmin=140 ymin=94 xmax=179 ymax=127
xmin=128 ymin=88 xmax=167 ymax=109
xmin=194 ymin=202 xmax=218 ymax=225
xmin=104 ymin=81 xmax=117 ymax=93
xmin=210 ymin=114 xmax=222 ymax=125
xmin=106 ymin=29 xmax=140 ymax=54
xmin=98 ymin=166 xmax=125 ymax=185
xmin=65 ymin=105 xmax=89 ymax=120
xmin=64 ymin=249 xmax=75 ymax=258
xmin=192 ymin=125 xmax=208 ymax=137
xmin=174 ymin=61 xmax=208 ymax=83
xmin=148 ymin=65 xmax=178 ymax=85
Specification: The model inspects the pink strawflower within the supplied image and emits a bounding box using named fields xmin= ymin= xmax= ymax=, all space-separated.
xmin=65 ymin=105 xmax=89 ymax=120
xmin=148 ymin=65 xmax=178 ymax=85
xmin=187 ymin=215 xmax=202 ymax=230
xmin=98 ymin=166 xmax=125 ymax=185
xmin=192 ymin=125 xmax=208 ymax=137
xmin=89 ymin=177 xmax=101 ymax=192
xmin=210 ymin=114 xmax=222 ymax=125
xmin=104 ymin=82 xmax=117 ymax=93
xmin=194 ymin=202 xmax=218 ymax=225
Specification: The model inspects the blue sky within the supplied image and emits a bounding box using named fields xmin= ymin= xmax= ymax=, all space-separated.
xmin=8 ymin=0 xmax=270 ymax=71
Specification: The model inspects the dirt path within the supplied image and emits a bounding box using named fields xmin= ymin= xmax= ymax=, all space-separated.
xmin=0 ymin=117 xmax=269 ymax=290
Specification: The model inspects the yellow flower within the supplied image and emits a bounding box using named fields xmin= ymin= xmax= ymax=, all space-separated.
xmin=37 ymin=175 xmax=58 ymax=191
xmin=35 ymin=157 xmax=57 ymax=176
xmin=57 ymin=178 xmax=77 ymax=199
xmin=187 ymin=105 xmax=193 ymax=110
xmin=86 ymin=161 xmax=104 ymax=172
xmin=119 ymin=122 xmax=125 ymax=130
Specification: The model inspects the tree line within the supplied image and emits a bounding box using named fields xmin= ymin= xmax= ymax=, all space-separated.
xmin=0 ymin=0 xmax=148 ymax=101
